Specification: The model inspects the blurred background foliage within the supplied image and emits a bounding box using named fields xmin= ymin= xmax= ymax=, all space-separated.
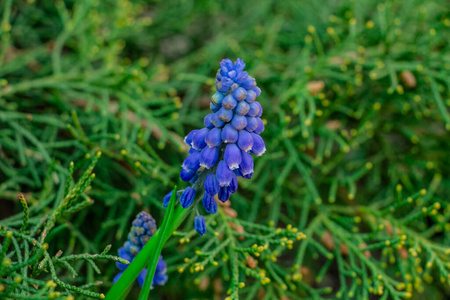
xmin=0 ymin=0 xmax=449 ymax=299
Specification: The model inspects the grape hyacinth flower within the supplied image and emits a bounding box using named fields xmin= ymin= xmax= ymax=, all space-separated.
xmin=165 ymin=58 xmax=266 ymax=235
xmin=114 ymin=212 xmax=168 ymax=288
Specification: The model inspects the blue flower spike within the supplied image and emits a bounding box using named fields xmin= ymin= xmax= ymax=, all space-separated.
xmin=163 ymin=58 xmax=265 ymax=234
xmin=114 ymin=212 xmax=168 ymax=288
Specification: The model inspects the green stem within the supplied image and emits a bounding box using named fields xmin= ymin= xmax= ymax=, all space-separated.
xmin=138 ymin=187 xmax=178 ymax=299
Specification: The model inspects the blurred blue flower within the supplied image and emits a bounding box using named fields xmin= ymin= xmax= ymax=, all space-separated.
xmin=114 ymin=212 xmax=168 ymax=288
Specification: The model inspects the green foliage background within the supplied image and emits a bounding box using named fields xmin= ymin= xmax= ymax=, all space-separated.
xmin=0 ymin=0 xmax=449 ymax=299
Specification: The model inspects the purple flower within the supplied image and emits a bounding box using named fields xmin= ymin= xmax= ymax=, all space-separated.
xmin=245 ymin=117 xmax=258 ymax=132
xmin=204 ymin=114 xmax=214 ymax=129
xmin=250 ymin=133 xmax=266 ymax=156
xmin=239 ymin=151 xmax=254 ymax=176
xmin=222 ymin=95 xmax=237 ymax=109
xmin=114 ymin=212 xmax=168 ymax=288
xmin=229 ymin=173 xmax=238 ymax=193
xmin=234 ymin=58 xmax=246 ymax=73
xmin=231 ymin=114 xmax=248 ymax=130
xmin=221 ymin=124 xmax=238 ymax=143
xmin=204 ymin=174 xmax=219 ymax=196
xmin=235 ymin=101 xmax=250 ymax=115
xmin=224 ymin=143 xmax=242 ymax=170
xmin=210 ymin=102 xmax=220 ymax=112
xmin=216 ymin=160 xmax=233 ymax=187
xmin=210 ymin=113 xmax=225 ymax=128
xmin=184 ymin=130 xmax=197 ymax=146
xmin=181 ymin=151 xmax=200 ymax=171
xmin=253 ymin=118 xmax=265 ymax=134
xmin=237 ymin=130 xmax=253 ymax=152
xmin=245 ymin=89 xmax=256 ymax=103
xmin=233 ymin=87 xmax=247 ymax=101
xmin=194 ymin=215 xmax=206 ymax=235
xmin=253 ymin=87 xmax=261 ymax=97
xmin=180 ymin=187 xmax=196 ymax=208
xmin=255 ymin=101 xmax=263 ymax=118
xmin=218 ymin=186 xmax=231 ymax=202
xmin=205 ymin=127 xmax=222 ymax=147
xmin=180 ymin=168 xmax=197 ymax=182
xmin=247 ymin=102 xmax=260 ymax=117
xmin=200 ymin=146 xmax=219 ymax=169
xmin=242 ymin=76 xmax=256 ymax=90
xmin=202 ymin=193 xmax=218 ymax=214
xmin=217 ymin=107 xmax=234 ymax=122
xmin=192 ymin=128 xmax=209 ymax=150
xmin=211 ymin=92 xmax=224 ymax=106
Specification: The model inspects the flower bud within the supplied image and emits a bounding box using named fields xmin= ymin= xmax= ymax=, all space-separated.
xmin=200 ymin=146 xmax=219 ymax=169
xmin=224 ymin=143 xmax=242 ymax=170
xmin=253 ymin=118 xmax=265 ymax=134
xmin=255 ymin=101 xmax=263 ymax=118
xmin=220 ymin=58 xmax=234 ymax=71
xmin=235 ymin=101 xmax=250 ymax=115
xmin=235 ymin=71 xmax=248 ymax=85
xmin=204 ymin=174 xmax=219 ymax=196
xmin=234 ymin=58 xmax=245 ymax=73
xmin=211 ymin=92 xmax=224 ymax=106
xmin=231 ymin=114 xmax=248 ymax=130
xmin=228 ymin=70 xmax=236 ymax=79
xmin=216 ymin=160 xmax=233 ymax=187
xmin=181 ymin=151 xmax=201 ymax=171
xmin=218 ymin=186 xmax=231 ymax=202
xmin=242 ymin=76 xmax=256 ymax=90
xmin=180 ymin=187 xmax=196 ymax=208
xmin=180 ymin=168 xmax=197 ymax=182
xmin=204 ymin=114 xmax=214 ymax=129
xmin=202 ymin=194 xmax=218 ymax=214
xmin=217 ymin=107 xmax=234 ymax=122
xmin=253 ymin=87 xmax=261 ymax=97
xmin=245 ymin=117 xmax=258 ymax=132
xmin=229 ymin=173 xmax=238 ymax=193
xmin=205 ymin=127 xmax=222 ymax=147
xmin=194 ymin=215 xmax=206 ymax=235
xmin=247 ymin=102 xmax=260 ymax=117
xmin=245 ymin=89 xmax=256 ymax=103
xmin=221 ymin=124 xmax=238 ymax=143
xmin=233 ymin=87 xmax=247 ymax=101
xmin=222 ymin=95 xmax=237 ymax=109
xmin=184 ymin=129 xmax=198 ymax=146
xmin=237 ymin=130 xmax=253 ymax=152
xmin=210 ymin=102 xmax=220 ymax=112
xmin=192 ymin=128 xmax=209 ymax=150
xmin=250 ymin=133 xmax=266 ymax=156
xmin=210 ymin=113 xmax=225 ymax=128
xmin=239 ymin=151 xmax=254 ymax=175
xmin=216 ymin=77 xmax=233 ymax=93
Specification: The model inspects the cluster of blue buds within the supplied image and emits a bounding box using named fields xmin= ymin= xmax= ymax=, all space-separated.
xmin=114 ymin=212 xmax=168 ymax=288
xmin=164 ymin=58 xmax=265 ymax=235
